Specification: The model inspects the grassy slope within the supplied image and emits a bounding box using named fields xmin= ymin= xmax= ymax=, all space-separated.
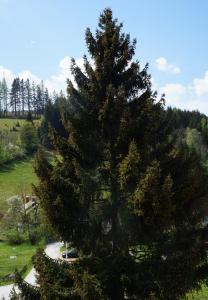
xmin=0 ymin=118 xmax=42 ymax=285
xmin=0 ymin=242 xmax=38 ymax=285
xmin=0 ymin=156 xmax=37 ymax=212
xmin=0 ymin=119 xmax=26 ymax=130
xmin=0 ymin=118 xmax=40 ymax=130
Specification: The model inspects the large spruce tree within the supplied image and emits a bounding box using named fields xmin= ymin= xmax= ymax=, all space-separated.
xmin=33 ymin=8 xmax=208 ymax=300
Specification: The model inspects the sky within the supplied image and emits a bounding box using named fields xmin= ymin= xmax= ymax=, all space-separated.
xmin=1 ymin=0 xmax=208 ymax=114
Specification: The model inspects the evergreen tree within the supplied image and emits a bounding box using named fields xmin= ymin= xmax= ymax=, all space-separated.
xmin=32 ymin=9 xmax=208 ymax=300
xmin=20 ymin=79 xmax=26 ymax=116
xmin=25 ymin=78 xmax=32 ymax=113
xmin=0 ymin=81 xmax=3 ymax=115
xmin=15 ymin=77 xmax=21 ymax=115
xmin=0 ymin=78 xmax=8 ymax=116
xmin=44 ymin=87 xmax=50 ymax=106
xmin=20 ymin=122 xmax=39 ymax=154
xmin=36 ymin=85 xmax=42 ymax=116
xmin=2 ymin=77 xmax=8 ymax=116
xmin=10 ymin=78 xmax=19 ymax=116
xmin=31 ymin=81 xmax=37 ymax=116
xmin=38 ymin=97 xmax=67 ymax=148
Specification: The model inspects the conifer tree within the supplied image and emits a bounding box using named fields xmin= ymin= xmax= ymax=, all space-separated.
xmin=25 ymin=78 xmax=32 ymax=113
xmin=10 ymin=78 xmax=19 ymax=116
xmin=20 ymin=78 xmax=26 ymax=116
xmin=2 ymin=77 xmax=8 ymax=115
xmin=31 ymin=81 xmax=37 ymax=116
xmin=33 ymin=9 xmax=208 ymax=300
xmin=0 ymin=81 xmax=3 ymax=115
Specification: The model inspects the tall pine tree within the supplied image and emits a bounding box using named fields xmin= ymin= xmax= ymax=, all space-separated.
xmin=33 ymin=9 xmax=208 ymax=300
xmin=2 ymin=77 xmax=8 ymax=115
xmin=25 ymin=78 xmax=32 ymax=114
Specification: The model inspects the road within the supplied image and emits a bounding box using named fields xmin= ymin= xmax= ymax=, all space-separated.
xmin=0 ymin=242 xmax=63 ymax=300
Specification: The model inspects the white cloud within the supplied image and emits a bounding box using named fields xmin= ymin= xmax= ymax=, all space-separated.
xmin=158 ymin=71 xmax=208 ymax=114
xmin=0 ymin=65 xmax=15 ymax=86
xmin=156 ymin=57 xmax=181 ymax=74
xmin=29 ymin=40 xmax=36 ymax=48
xmin=0 ymin=65 xmax=41 ymax=87
xmin=150 ymin=77 xmax=158 ymax=90
xmin=159 ymin=83 xmax=187 ymax=107
xmin=0 ymin=57 xmax=85 ymax=93
xmin=19 ymin=70 xmax=40 ymax=83
xmin=1 ymin=57 xmax=208 ymax=115
xmin=192 ymin=71 xmax=208 ymax=96
xmin=45 ymin=57 xmax=88 ymax=93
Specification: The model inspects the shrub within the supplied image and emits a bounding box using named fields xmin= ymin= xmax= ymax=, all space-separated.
xmin=7 ymin=231 xmax=25 ymax=245
xmin=20 ymin=123 xmax=39 ymax=154
xmin=11 ymin=126 xmax=17 ymax=132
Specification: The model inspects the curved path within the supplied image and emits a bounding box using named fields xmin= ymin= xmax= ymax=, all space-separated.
xmin=0 ymin=242 xmax=63 ymax=300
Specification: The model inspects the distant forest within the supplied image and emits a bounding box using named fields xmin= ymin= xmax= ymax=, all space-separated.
xmin=165 ymin=107 xmax=208 ymax=144
xmin=0 ymin=77 xmax=60 ymax=117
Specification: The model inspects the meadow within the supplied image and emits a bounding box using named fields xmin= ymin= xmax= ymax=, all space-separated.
xmin=0 ymin=118 xmax=26 ymax=130
xmin=0 ymin=242 xmax=38 ymax=285
xmin=0 ymin=118 xmax=40 ymax=130
xmin=0 ymin=156 xmax=37 ymax=212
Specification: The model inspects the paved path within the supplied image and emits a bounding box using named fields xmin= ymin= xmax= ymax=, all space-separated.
xmin=45 ymin=242 xmax=63 ymax=259
xmin=0 ymin=242 xmax=63 ymax=300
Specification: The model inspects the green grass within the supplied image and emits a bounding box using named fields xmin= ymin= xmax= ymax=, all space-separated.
xmin=0 ymin=156 xmax=37 ymax=212
xmin=0 ymin=118 xmax=26 ymax=131
xmin=0 ymin=242 xmax=38 ymax=285
xmin=0 ymin=118 xmax=40 ymax=131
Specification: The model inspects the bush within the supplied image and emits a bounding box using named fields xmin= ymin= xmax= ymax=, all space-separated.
xmin=29 ymin=226 xmax=48 ymax=245
xmin=20 ymin=123 xmax=39 ymax=154
xmin=7 ymin=231 xmax=25 ymax=245
xmin=29 ymin=230 xmax=40 ymax=245
xmin=11 ymin=126 xmax=17 ymax=132
xmin=0 ymin=130 xmax=25 ymax=164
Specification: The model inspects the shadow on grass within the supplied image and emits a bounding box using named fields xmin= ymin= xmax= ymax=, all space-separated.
xmin=0 ymin=156 xmax=34 ymax=173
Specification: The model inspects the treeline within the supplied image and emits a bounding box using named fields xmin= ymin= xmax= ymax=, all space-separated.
xmin=40 ymin=103 xmax=208 ymax=147
xmin=0 ymin=77 xmax=56 ymax=117
xmin=39 ymin=101 xmax=208 ymax=165
xmin=165 ymin=107 xmax=208 ymax=144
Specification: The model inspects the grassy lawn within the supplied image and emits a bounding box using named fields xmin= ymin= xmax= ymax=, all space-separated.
xmin=0 ymin=242 xmax=38 ymax=285
xmin=0 ymin=156 xmax=37 ymax=212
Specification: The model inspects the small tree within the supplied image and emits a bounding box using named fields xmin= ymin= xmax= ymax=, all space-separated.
xmin=20 ymin=122 xmax=38 ymax=154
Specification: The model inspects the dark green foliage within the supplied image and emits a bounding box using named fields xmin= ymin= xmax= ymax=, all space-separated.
xmin=32 ymin=250 xmax=79 ymax=299
xmin=7 ymin=230 xmax=25 ymax=245
xmin=38 ymin=98 xmax=68 ymax=149
xmin=20 ymin=122 xmax=39 ymax=154
xmin=26 ymin=111 xmax=33 ymax=123
xmin=165 ymin=107 xmax=208 ymax=144
xmin=33 ymin=8 xmax=208 ymax=300
xmin=14 ymin=272 xmax=40 ymax=300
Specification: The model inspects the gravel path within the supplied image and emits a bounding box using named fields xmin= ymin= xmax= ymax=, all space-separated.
xmin=0 ymin=242 xmax=63 ymax=300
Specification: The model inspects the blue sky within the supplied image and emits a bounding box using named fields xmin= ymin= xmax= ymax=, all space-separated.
xmin=1 ymin=0 xmax=208 ymax=113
